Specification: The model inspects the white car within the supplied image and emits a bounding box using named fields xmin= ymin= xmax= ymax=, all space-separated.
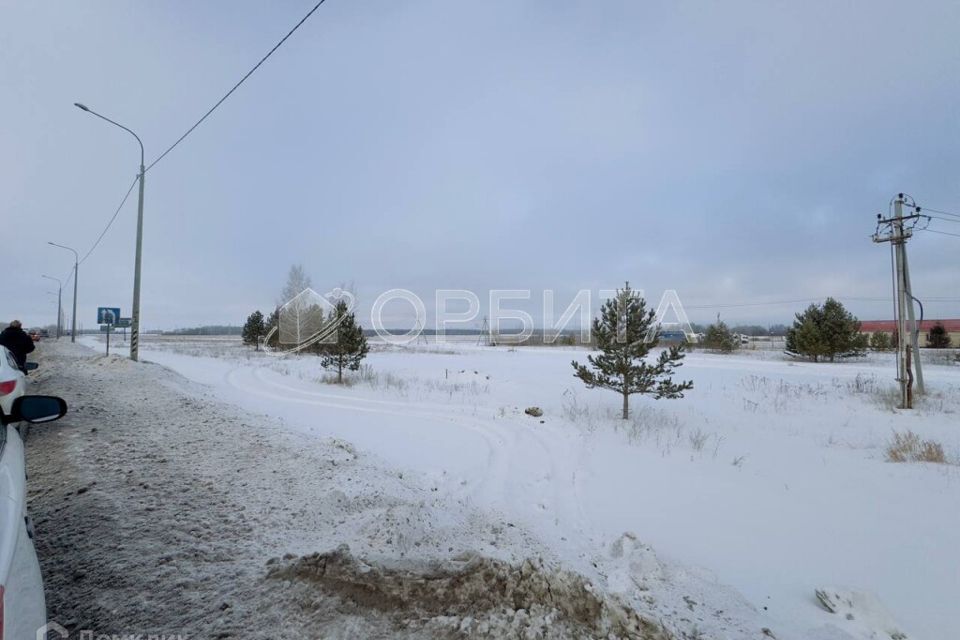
xmin=0 ymin=391 xmax=68 ymax=640
xmin=0 ymin=347 xmax=26 ymax=417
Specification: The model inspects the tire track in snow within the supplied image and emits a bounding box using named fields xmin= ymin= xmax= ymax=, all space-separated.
xmin=226 ymin=365 xmax=505 ymax=490
xmin=239 ymin=364 xmax=599 ymax=556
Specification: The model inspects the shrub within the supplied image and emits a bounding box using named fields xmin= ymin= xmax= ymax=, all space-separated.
xmin=869 ymin=331 xmax=892 ymax=351
xmin=702 ymin=320 xmax=739 ymax=353
xmin=688 ymin=428 xmax=708 ymax=451
xmin=926 ymin=322 xmax=952 ymax=349
xmin=886 ymin=430 xmax=948 ymax=464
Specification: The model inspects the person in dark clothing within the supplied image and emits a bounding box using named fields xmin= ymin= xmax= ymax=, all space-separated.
xmin=0 ymin=320 xmax=35 ymax=373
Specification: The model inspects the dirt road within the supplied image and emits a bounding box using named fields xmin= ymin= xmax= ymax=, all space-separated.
xmin=24 ymin=342 xmax=669 ymax=639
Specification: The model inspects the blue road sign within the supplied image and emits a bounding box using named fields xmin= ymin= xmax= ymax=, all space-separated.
xmin=97 ymin=307 xmax=121 ymax=325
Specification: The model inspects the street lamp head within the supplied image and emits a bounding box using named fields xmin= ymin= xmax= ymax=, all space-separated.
xmin=74 ymin=102 xmax=90 ymax=112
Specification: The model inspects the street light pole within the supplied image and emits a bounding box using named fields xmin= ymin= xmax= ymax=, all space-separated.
xmin=48 ymin=243 xmax=78 ymax=342
xmin=132 ymin=157 xmax=145 ymax=361
xmin=74 ymin=102 xmax=146 ymax=361
xmin=41 ymin=275 xmax=62 ymax=338
xmin=45 ymin=291 xmax=59 ymax=336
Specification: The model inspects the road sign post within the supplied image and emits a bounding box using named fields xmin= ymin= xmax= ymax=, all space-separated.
xmin=97 ymin=307 xmax=120 ymax=325
xmin=97 ymin=308 xmax=120 ymax=355
xmin=116 ymin=317 xmax=131 ymax=342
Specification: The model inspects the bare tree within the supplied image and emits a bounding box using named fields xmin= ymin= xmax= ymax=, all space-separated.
xmin=279 ymin=264 xmax=312 ymax=305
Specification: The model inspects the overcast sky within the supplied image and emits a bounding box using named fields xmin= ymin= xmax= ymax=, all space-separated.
xmin=2 ymin=0 xmax=958 ymax=331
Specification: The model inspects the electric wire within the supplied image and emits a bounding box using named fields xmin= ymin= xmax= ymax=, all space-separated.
xmin=919 ymin=228 xmax=960 ymax=238
xmin=924 ymin=214 xmax=960 ymax=224
xmin=918 ymin=206 xmax=960 ymax=219
xmin=79 ymin=175 xmax=140 ymax=265
xmin=145 ymin=0 xmax=329 ymax=173
xmin=62 ymin=1 xmax=329 ymax=270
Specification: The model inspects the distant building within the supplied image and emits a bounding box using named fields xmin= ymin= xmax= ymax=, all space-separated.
xmin=859 ymin=319 xmax=960 ymax=346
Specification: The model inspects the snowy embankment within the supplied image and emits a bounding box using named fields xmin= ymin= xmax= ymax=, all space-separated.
xmin=83 ymin=335 xmax=960 ymax=639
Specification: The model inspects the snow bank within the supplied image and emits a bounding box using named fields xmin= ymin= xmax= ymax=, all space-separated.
xmin=268 ymin=544 xmax=670 ymax=639
xmin=815 ymin=588 xmax=911 ymax=640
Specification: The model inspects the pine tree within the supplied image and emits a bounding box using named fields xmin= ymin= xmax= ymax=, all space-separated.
xmin=242 ymin=310 xmax=266 ymax=350
xmin=703 ymin=318 xmax=739 ymax=353
xmin=571 ymin=283 xmax=692 ymax=419
xmin=821 ymin=297 xmax=867 ymax=359
xmin=926 ymin=322 xmax=952 ymax=348
xmin=263 ymin=307 xmax=280 ymax=348
xmin=787 ymin=298 xmax=865 ymax=362
xmin=318 ymin=300 xmax=369 ymax=383
xmin=786 ymin=305 xmax=823 ymax=359
xmin=869 ymin=330 xmax=892 ymax=351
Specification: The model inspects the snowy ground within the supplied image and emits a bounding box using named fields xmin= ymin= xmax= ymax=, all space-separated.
xmin=28 ymin=341 xmax=673 ymax=639
xmin=75 ymin=335 xmax=960 ymax=639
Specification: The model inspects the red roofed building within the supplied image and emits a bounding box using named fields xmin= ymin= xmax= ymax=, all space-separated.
xmin=859 ymin=319 xmax=960 ymax=346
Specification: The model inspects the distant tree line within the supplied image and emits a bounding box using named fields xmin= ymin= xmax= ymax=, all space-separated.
xmin=165 ymin=325 xmax=243 ymax=336
xmin=689 ymin=323 xmax=788 ymax=337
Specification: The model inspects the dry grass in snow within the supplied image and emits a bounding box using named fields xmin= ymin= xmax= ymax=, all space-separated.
xmin=886 ymin=430 xmax=950 ymax=465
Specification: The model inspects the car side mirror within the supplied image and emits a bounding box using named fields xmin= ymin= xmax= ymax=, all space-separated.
xmin=26 ymin=362 xmax=38 ymax=371
xmin=2 ymin=395 xmax=68 ymax=425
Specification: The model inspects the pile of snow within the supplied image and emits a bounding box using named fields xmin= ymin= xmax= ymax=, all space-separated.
xmin=267 ymin=544 xmax=670 ymax=640
xmin=815 ymin=588 xmax=911 ymax=640
xmin=89 ymin=353 xmax=135 ymax=368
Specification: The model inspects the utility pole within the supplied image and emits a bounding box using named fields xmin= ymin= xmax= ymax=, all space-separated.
xmin=48 ymin=243 xmax=78 ymax=343
xmin=873 ymin=193 xmax=924 ymax=408
xmin=414 ymin=317 xmax=428 ymax=345
xmin=477 ymin=316 xmax=491 ymax=346
xmin=131 ymin=159 xmax=145 ymax=361
xmin=901 ymin=236 xmax=924 ymax=394
xmin=42 ymin=275 xmax=63 ymax=338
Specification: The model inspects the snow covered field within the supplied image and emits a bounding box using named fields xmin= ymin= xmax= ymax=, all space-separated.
xmin=83 ymin=335 xmax=960 ymax=639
